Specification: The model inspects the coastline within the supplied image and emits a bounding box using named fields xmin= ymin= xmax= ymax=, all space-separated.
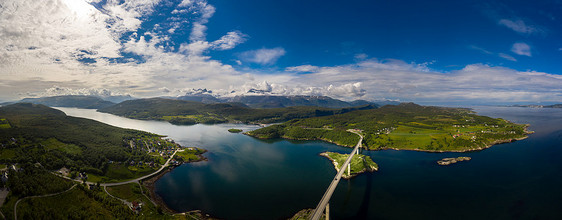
xmin=142 ymin=166 xmax=177 ymax=213
xmin=248 ymin=124 xmax=534 ymax=153
xmin=142 ymin=154 xmax=208 ymax=215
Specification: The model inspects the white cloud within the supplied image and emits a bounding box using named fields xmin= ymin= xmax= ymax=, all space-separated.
xmin=498 ymin=53 xmax=517 ymax=61
xmin=511 ymin=42 xmax=532 ymax=56
xmin=498 ymin=19 xmax=539 ymax=34
xmin=211 ymin=31 xmax=247 ymax=50
xmin=285 ymin=65 xmax=320 ymax=73
xmin=239 ymin=47 xmax=286 ymax=65
xmin=178 ymin=0 xmax=193 ymax=7
xmin=38 ymin=86 xmax=131 ymax=98
xmin=354 ymin=53 xmax=368 ymax=60
xmin=1 ymin=0 xmax=560 ymax=105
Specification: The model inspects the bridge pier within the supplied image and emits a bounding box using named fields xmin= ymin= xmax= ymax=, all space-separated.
xmin=326 ymin=202 xmax=330 ymax=220
xmin=347 ymin=163 xmax=350 ymax=176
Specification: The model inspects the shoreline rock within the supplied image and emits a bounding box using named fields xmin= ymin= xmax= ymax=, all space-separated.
xmin=437 ymin=157 xmax=471 ymax=165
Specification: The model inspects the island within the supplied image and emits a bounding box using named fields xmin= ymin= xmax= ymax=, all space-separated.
xmin=437 ymin=157 xmax=471 ymax=165
xmin=247 ymin=103 xmax=532 ymax=152
xmin=320 ymin=152 xmax=378 ymax=179
xmin=228 ymin=128 xmax=243 ymax=133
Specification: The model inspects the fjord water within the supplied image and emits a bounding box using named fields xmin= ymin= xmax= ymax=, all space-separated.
xmin=58 ymin=107 xmax=562 ymax=219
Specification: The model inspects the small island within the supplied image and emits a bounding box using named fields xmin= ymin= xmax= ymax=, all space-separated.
xmin=320 ymin=152 xmax=378 ymax=179
xmin=228 ymin=128 xmax=243 ymax=133
xmin=437 ymin=157 xmax=471 ymax=165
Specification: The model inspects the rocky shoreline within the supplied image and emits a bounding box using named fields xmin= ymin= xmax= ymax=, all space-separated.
xmin=249 ymin=124 xmax=534 ymax=153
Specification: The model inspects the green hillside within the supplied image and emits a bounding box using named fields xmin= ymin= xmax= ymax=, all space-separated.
xmin=247 ymin=103 xmax=531 ymax=152
xmin=98 ymin=98 xmax=377 ymax=125
xmin=0 ymin=103 xmax=202 ymax=181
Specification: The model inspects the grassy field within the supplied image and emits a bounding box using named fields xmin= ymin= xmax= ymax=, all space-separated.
xmin=322 ymin=152 xmax=378 ymax=178
xmin=100 ymin=164 xmax=157 ymax=182
xmin=0 ymin=148 xmax=16 ymax=160
xmin=40 ymin=138 xmax=82 ymax=155
xmin=0 ymin=118 xmax=10 ymax=129
xmin=174 ymin=148 xmax=206 ymax=162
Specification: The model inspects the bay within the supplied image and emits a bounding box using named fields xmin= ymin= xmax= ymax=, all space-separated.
xmin=58 ymin=106 xmax=562 ymax=219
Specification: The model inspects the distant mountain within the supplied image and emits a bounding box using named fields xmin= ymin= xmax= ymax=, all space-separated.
xmin=226 ymin=95 xmax=386 ymax=109
xmin=511 ymin=104 xmax=562 ymax=108
xmin=176 ymin=94 xmax=222 ymax=104
xmin=13 ymin=95 xmax=116 ymax=109
xmin=102 ymin=95 xmax=134 ymax=103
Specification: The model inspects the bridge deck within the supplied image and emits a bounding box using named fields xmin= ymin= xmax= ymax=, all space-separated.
xmin=310 ymin=130 xmax=363 ymax=220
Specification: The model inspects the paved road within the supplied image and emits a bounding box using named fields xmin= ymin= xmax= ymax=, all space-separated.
xmin=14 ymin=184 xmax=77 ymax=220
xmin=57 ymin=149 xmax=179 ymax=187
xmin=310 ymin=130 xmax=363 ymax=220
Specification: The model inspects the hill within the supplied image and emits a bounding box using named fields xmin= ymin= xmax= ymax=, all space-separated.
xmin=8 ymin=95 xmax=116 ymax=109
xmin=98 ymin=98 xmax=377 ymax=125
xmin=0 ymin=103 xmax=206 ymax=218
xmin=247 ymin=103 xmax=531 ymax=152
xmin=0 ymin=103 xmax=203 ymax=181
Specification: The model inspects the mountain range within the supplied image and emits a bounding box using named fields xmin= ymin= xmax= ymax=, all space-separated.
xmin=3 ymin=94 xmax=399 ymax=110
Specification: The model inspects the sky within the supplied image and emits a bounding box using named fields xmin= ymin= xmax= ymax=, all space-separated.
xmin=1 ymin=0 xmax=561 ymax=105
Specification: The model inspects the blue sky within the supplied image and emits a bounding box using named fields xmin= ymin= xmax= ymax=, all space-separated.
xmin=0 ymin=0 xmax=561 ymax=104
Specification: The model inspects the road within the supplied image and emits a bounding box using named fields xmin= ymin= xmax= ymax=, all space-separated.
xmin=310 ymin=130 xmax=363 ymax=220
xmin=57 ymin=149 xmax=179 ymax=187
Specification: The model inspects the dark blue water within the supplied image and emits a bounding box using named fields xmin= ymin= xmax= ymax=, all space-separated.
xmin=59 ymin=107 xmax=562 ymax=219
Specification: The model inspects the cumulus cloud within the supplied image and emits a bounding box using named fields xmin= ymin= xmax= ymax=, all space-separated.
xmin=239 ymin=48 xmax=286 ymax=65
xmin=36 ymin=86 xmax=131 ymax=98
xmin=1 ymin=0 xmax=560 ymax=105
xmin=0 ymin=0 xmax=251 ymax=101
xmin=511 ymin=42 xmax=532 ymax=56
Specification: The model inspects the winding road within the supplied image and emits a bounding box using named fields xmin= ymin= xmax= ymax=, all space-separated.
xmin=14 ymin=184 xmax=77 ymax=220
xmin=57 ymin=149 xmax=179 ymax=187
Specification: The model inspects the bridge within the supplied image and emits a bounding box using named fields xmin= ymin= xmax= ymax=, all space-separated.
xmin=310 ymin=129 xmax=363 ymax=220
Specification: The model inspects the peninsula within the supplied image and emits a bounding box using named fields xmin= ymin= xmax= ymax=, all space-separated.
xmin=247 ymin=103 xmax=532 ymax=152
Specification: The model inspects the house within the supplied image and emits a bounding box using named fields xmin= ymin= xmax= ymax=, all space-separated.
xmin=132 ymin=201 xmax=143 ymax=212
xmin=1 ymin=172 xmax=8 ymax=183
xmin=58 ymin=167 xmax=70 ymax=176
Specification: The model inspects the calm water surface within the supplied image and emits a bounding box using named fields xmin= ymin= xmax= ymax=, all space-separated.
xmin=58 ymin=106 xmax=562 ymax=220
